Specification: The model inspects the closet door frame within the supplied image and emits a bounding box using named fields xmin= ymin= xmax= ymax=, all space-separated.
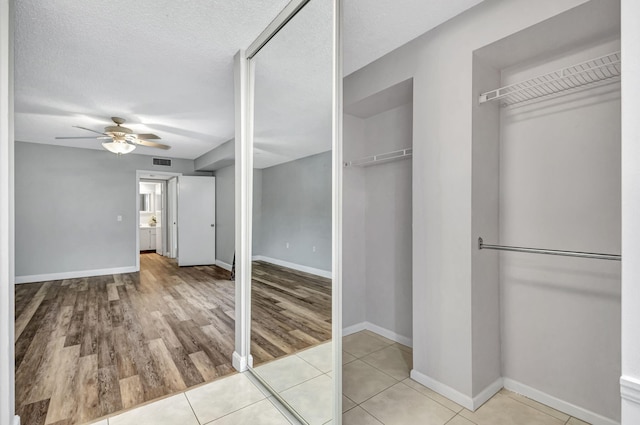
xmin=233 ymin=0 xmax=343 ymax=421
xmin=0 ymin=0 xmax=15 ymax=424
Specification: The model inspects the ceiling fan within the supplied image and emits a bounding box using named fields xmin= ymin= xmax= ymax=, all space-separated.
xmin=56 ymin=117 xmax=171 ymax=155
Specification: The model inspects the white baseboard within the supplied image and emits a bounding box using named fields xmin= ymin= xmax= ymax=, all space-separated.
xmin=13 ymin=415 xmax=20 ymax=425
xmin=342 ymin=322 xmax=367 ymax=336
xmin=473 ymin=377 xmax=503 ymax=410
xmin=410 ymin=369 xmax=475 ymax=410
xmin=364 ymin=322 xmax=412 ymax=347
xmin=342 ymin=321 xmax=412 ymax=347
xmin=504 ymin=378 xmax=619 ymax=425
xmin=215 ymin=260 xmax=232 ymax=271
xmin=252 ymin=255 xmax=331 ymax=279
xmin=621 ymin=376 xmax=640 ymax=425
xmin=15 ymin=266 xmax=138 ymax=284
xmin=233 ymin=351 xmax=248 ymax=372
xmin=621 ymin=375 xmax=640 ymax=404
xmin=408 ymin=370 xmax=501 ymax=411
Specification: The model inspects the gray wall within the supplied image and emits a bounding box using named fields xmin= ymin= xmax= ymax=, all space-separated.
xmin=257 ymin=151 xmax=332 ymax=272
xmin=213 ymin=164 xmax=235 ymax=266
xmin=342 ymin=114 xmax=367 ymax=328
xmin=253 ymin=168 xmax=263 ymax=256
xmin=15 ymin=142 xmax=210 ymax=277
xmin=364 ymin=104 xmax=413 ymax=341
xmin=498 ymin=40 xmax=621 ymax=420
xmin=213 ymin=164 xmax=263 ymax=267
xmin=343 ymin=102 xmax=413 ymax=340
xmin=344 ymin=0 xmax=594 ymax=403
xmin=470 ymin=53 xmax=502 ymax=395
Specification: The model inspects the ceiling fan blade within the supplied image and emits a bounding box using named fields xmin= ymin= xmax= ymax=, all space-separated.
xmin=133 ymin=133 xmax=161 ymax=140
xmin=72 ymin=125 xmax=106 ymax=135
xmin=135 ymin=140 xmax=171 ymax=150
xmin=55 ymin=136 xmax=98 ymax=139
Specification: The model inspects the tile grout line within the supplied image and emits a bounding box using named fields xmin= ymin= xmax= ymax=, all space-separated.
xmin=343 ymin=332 xmax=584 ymax=425
xmin=182 ymin=392 xmax=203 ymax=425
xmin=293 ymin=351 xmax=331 ymax=375
xmin=343 ymin=343 xmax=395 ymax=360
xmin=346 ymin=348 xmax=462 ymax=415
xmin=263 ymin=369 xmax=326 ymax=395
xmin=397 ymin=379 xmax=463 ymax=414
xmin=344 ymin=332 xmax=469 ymax=424
xmin=501 ymin=390 xmax=572 ymax=423
xmin=264 ymin=396 xmax=302 ymax=425
xmin=356 ymin=401 xmax=386 ymax=425
xmin=198 ymin=395 xmax=270 ymax=425
xmin=448 ymin=412 xmax=479 ymax=425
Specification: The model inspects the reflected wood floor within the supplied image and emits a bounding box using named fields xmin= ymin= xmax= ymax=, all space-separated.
xmin=15 ymin=254 xmax=331 ymax=425
xmin=250 ymin=260 xmax=332 ymax=366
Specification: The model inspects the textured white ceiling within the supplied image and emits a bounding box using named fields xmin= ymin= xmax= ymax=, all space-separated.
xmin=253 ymin=0 xmax=333 ymax=169
xmin=14 ymin=0 xmax=291 ymax=159
xmin=15 ymin=0 xmax=483 ymax=161
xmin=343 ymin=0 xmax=484 ymax=75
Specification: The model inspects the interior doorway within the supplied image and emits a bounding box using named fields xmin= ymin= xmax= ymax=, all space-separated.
xmin=139 ymin=180 xmax=165 ymax=255
xmin=135 ymin=171 xmax=181 ymax=271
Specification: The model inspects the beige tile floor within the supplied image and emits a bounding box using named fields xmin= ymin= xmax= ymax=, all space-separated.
xmin=86 ymin=331 xmax=594 ymax=425
xmin=342 ymin=330 xmax=591 ymax=425
xmin=87 ymin=372 xmax=295 ymax=425
xmin=254 ymin=342 xmax=334 ymax=424
xmin=85 ymin=343 xmax=335 ymax=425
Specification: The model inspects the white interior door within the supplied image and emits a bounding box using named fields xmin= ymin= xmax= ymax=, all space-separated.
xmin=168 ymin=177 xmax=178 ymax=258
xmin=155 ymin=182 xmax=164 ymax=255
xmin=178 ymin=176 xmax=216 ymax=266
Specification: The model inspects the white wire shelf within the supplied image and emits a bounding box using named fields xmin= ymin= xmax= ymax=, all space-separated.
xmin=479 ymin=51 xmax=621 ymax=107
xmin=344 ymin=148 xmax=412 ymax=167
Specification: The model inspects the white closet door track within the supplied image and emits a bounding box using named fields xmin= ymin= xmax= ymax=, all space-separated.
xmin=479 ymin=51 xmax=620 ymax=107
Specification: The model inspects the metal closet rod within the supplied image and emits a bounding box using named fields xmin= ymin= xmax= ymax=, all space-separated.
xmin=477 ymin=237 xmax=621 ymax=261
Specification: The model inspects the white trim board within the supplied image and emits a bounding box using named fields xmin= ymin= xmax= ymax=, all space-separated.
xmin=215 ymin=260 xmax=232 ymax=271
xmin=410 ymin=370 xmax=501 ymax=411
xmin=13 ymin=416 xmax=20 ymax=425
xmin=233 ymin=48 xmax=252 ymax=375
xmin=342 ymin=322 xmax=366 ymax=336
xmin=232 ymin=351 xmax=248 ymax=372
xmin=503 ymin=378 xmax=619 ymax=425
xmin=252 ymin=255 xmax=332 ymax=279
xmin=342 ymin=321 xmax=412 ymax=347
xmin=246 ymin=0 xmax=311 ymax=58
xmin=15 ymin=266 xmax=137 ymax=284
xmin=621 ymin=375 xmax=640 ymax=405
xmin=0 ymin=0 xmax=15 ymax=422
xmin=621 ymin=376 xmax=640 ymax=424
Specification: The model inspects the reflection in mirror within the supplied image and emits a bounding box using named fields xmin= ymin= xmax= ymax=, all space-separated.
xmin=140 ymin=193 xmax=151 ymax=212
xmin=249 ymin=0 xmax=333 ymax=422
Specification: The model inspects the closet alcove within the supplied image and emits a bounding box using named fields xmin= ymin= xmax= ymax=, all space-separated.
xmin=472 ymin=1 xmax=621 ymax=423
xmin=343 ymin=79 xmax=414 ymax=346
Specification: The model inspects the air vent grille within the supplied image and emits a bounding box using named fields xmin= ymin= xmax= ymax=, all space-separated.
xmin=153 ymin=158 xmax=172 ymax=167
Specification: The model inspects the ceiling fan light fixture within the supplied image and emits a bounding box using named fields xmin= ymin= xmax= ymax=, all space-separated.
xmin=102 ymin=140 xmax=136 ymax=155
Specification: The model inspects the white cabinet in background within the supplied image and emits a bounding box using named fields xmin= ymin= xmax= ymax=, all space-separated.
xmin=140 ymin=227 xmax=157 ymax=251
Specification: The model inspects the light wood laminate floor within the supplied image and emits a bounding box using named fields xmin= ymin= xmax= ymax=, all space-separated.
xmin=14 ymin=254 xmax=332 ymax=425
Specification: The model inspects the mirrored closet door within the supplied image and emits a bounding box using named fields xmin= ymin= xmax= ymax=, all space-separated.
xmin=240 ymin=0 xmax=340 ymax=423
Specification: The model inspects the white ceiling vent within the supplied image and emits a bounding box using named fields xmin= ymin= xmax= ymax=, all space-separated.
xmin=153 ymin=158 xmax=172 ymax=167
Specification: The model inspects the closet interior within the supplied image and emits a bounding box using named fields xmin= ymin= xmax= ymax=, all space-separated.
xmin=343 ymin=78 xmax=414 ymax=346
xmin=473 ymin=2 xmax=621 ymax=423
